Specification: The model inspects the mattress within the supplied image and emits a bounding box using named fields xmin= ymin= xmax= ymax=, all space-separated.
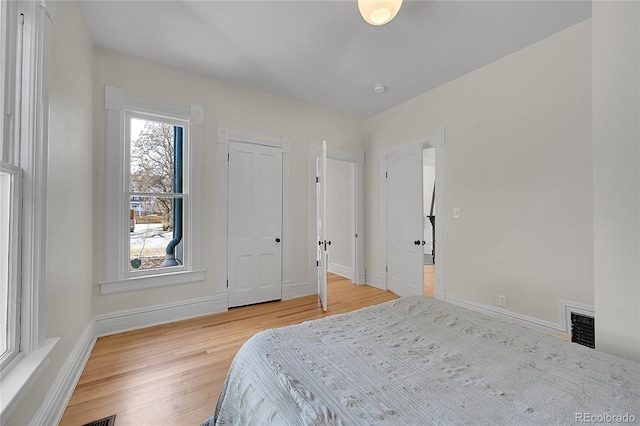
xmin=203 ymin=296 xmax=639 ymax=425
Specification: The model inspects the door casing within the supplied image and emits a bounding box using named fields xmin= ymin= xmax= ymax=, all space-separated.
xmin=227 ymin=141 xmax=283 ymax=307
xmin=380 ymin=128 xmax=446 ymax=300
xmin=215 ymin=125 xmax=291 ymax=308
xmin=309 ymin=145 xmax=365 ymax=288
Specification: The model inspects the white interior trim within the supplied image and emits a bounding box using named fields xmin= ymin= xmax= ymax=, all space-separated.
xmin=29 ymin=292 xmax=228 ymax=425
xmin=560 ymin=300 xmax=595 ymax=335
xmin=101 ymin=86 xmax=204 ymax=293
xmin=379 ymin=128 xmax=446 ymax=298
xmin=0 ymin=2 xmax=55 ymax=420
xmin=0 ymin=338 xmax=57 ymax=423
xmin=309 ymin=145 xmax=365 ymax=288
xmin=446 ymin=295 xmax=595 ymax=337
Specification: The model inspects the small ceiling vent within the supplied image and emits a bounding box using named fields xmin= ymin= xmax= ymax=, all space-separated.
xmin=571 ymin=312 xmax=595 ymax=349
xmin=83 ymin=414 xmax=116 ymax=426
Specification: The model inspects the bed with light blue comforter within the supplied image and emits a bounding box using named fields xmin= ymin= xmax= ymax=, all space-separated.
xmin=203 ymin=296 xmax=639 ymax=425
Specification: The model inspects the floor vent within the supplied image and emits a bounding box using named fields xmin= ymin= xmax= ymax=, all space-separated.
xmin=82 ymin=414 xmax=116 ymax=426
xmin=571 ymin=312 xmax=595 ymax=348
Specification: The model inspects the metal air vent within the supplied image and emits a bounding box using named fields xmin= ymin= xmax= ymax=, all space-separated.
xmin=83 ymin=414 xmax=116 ymax=426
xmin=571 ymin=312 xmax=595 ymax=349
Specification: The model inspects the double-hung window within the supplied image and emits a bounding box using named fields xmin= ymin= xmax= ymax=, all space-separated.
xmin=1 ymin=0 xmax=56 ymax=418
xmin=100 ymin=87 xmax=204 ymax=294
xmin=0 ymin=0 xmax=21 ymax=372
xmin=0 ymin=162 xmax=21 ymax=371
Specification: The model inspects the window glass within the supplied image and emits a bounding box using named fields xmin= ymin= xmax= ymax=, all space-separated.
xmin=0 ymin=170 xmax=11 ymax=357
xmin=0 ymin=164 xmax=18 ymax=367
xmin=128 ymin=117 xmax=185 ymax=273
xmin=129 ymin=196 xmax=183 ymax=271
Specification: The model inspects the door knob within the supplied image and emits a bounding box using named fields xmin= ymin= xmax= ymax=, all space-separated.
xmin=414 ymin=240 xmax=421 ymax=245
xmin=275 ymin=238 xmax=281 ymax=243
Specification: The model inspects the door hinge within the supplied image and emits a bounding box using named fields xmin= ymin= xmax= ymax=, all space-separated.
xmin=386 ymin=265 xmax=388 ymax=272
xmin=226 ymin=279 xmax=229 ymax=288
xmin=316 ymin=260 xmax=319 ymax=267
xmin=385 ymin=171 xmax=388 ymax=178
xmin=316 ymin=176 xmax=319 ymax=183
xmin=227 ymin=153 xmax=230 ymax=161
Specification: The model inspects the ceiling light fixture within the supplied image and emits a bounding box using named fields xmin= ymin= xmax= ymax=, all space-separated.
xmin=373 ymin=84 xmax=387 ymax=93
xmin=358 ymin=0 xmax=403 ymax=26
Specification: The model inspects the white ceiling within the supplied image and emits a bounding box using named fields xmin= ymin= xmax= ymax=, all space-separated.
xmin=77 ymin=1 xmax=591 ymax=118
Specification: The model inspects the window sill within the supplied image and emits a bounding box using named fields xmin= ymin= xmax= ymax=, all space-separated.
xmin=99 ymin=270 xmax=206 ymax=295
xmin=0 ymin=337 xmax=59 ymax=420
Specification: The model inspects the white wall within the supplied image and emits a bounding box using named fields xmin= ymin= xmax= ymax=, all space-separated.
xmin=91 ymin=48 xmax=365 ymax=315
xmin=326 ymin=159 xmax=354 ymax=277
xmin=364 ymin=20 xmax=593 ymax=325
xmin=592 ymin=1 xmax=640 ymax=362
xmin=7 ymin=1 xmax=95 ymax=424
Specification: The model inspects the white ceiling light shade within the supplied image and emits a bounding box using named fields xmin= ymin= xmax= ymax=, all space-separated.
xmin=373 ymin=84 xmax=387 ymax=93
xmin=358 ymin=0 xmax=403 ymax=26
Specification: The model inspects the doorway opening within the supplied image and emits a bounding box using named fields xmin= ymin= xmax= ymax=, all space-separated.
xmin=310 ymin=143 xmax=365 ymax=311
xmin=381 ymin=127 xmax=444 ymax=300
xmin=326 ymin=158 xmax=356 ymax=283
xmin=423 ymin=147 xmax=436 ymax=297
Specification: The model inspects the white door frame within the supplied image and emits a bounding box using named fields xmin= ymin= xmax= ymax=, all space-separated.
xmin=309 ymin=144 xmax=365 ymax=286
xmin=215 ymin=125 xmax=291 ymax=308
xmin=380 ymin=128 xmax=446 ymax=300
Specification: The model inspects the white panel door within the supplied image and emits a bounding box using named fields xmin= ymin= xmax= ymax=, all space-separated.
xmin=316 ymin=141 xmax=328 ymax=311
xmin=386 ymin=143 xmax=424 ymax=297
xmin=228 ymin=142 xmax=282 ymax=307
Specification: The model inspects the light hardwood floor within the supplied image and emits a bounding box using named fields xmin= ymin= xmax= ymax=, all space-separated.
xmin=424 ymin=264 xmax=435 ymax=297
xmin=60 ymin=274 xmax=398 ymax=426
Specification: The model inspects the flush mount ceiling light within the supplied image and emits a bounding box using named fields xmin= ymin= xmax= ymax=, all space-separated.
xmin=373 ymin=84 xmax=387 ymax=93
xmin=358 ymin=0 xmax=403 ymax=26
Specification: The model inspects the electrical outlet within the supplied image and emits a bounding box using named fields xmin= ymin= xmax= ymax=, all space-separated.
xmin=498 ymin=295 xmax=507 ymax=307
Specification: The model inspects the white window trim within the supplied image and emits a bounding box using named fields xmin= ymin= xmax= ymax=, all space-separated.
xmin=0 ymin=162 xmax=22 ymax=370
xmin=0 ymin=0 xmax=57 ymax=420
xmin=99 ymin=86 xmax=205 ymax=295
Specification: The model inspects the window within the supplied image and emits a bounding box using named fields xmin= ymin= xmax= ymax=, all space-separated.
xmin=0 ymin=163 xmax=21 ymax=369
xmin=1 ymin=0 xmax=56 ymax=418
xmin=100 ymin=87 xmax=204 ymax=294
xmin=127 ymin=114 xmax=186 ymax=273
xmin=1 ymin=0 xmax=24 ymax=374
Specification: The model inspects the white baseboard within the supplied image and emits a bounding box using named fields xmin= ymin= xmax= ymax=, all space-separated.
xmin=30 ymin=293 xmax=229 ymax=424
xmin=365 ymin=272 xmax=386 ymax=290
xmin=444 ymin=295 xmax=594 ymax=336
xmin=281 ymin=280 xmax=293 ymax=300
xmin=284 ymin=280 xmax=316 ymax=300
xmin=95 ymin=294 xmax=227 ymax=337
xmin=328 ymin=263 xmax=352 ymax=280
xmin=30 ymin=322 xmax=96 ymax=426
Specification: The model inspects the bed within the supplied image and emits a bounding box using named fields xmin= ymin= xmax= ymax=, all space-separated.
xmin=202 ymin=296 xmax=639 ymax=425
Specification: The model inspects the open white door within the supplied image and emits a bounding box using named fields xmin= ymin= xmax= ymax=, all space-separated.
xmin=316 ymin=141 xmax=328 ymax=311
xmin=386 ymin=142 xmax=424 ymax=297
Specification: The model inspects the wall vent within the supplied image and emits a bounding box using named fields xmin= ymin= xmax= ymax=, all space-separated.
xmin=571 ymin=312 xmax=595 ymax=349
xmin=83 ymin=414 xmax=116 ymax=426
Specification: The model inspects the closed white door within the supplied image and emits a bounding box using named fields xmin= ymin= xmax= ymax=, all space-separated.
xmin=228 ymin=142 xmax=282 ymax=307
xmin=386 ymin=143 xmax=424 ymax=297
xmin=316 ymin=141 xmax=328 ymax=311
